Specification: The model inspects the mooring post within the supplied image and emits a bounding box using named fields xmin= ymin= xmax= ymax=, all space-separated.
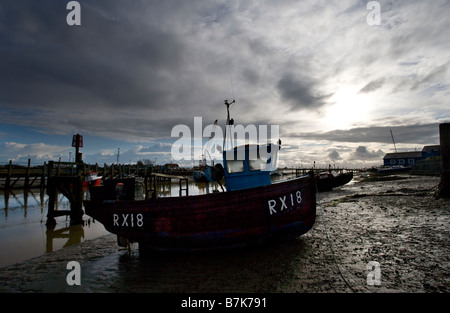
xmin=5 ymin=160 xmax=12 ymax=189
xmin=25 ymin=159 xmax=31 ymax=189
xmin=41 ymin=162 xmax=47 ymax=188
xmin=439 ymin=123 xmax=450 ymax=198
xmin=46 ymin=161 xmax=56 ymax=228
xmin=70 ymin=175 xmax=84 ymax=225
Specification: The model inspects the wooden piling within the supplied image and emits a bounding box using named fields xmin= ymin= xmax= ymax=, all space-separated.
xmin=46 ymin=161 xmax=56 ymax=227
xmin=45 ymin=161 xmax=85 ymax=227
xmin=70 ymin=175 xmax=84 ymax=225
xmin=24 ymin=159 xmax=31 ymax=188
xmin=41 ymin=162 xmax=47 ymax=188
xmin=5 ymin=160 xmax=12 ymax=189
xmin=439 ymin=123 xmax=450 ymax=198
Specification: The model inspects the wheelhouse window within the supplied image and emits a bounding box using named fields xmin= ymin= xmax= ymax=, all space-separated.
xmin=390 ymin=159 xmax=396 ymax=165
xmin=227 ymin=160 xmax=244 ymax=173
xmin=408 ymin=159 xmax=415 ymax=164
xmin=249 ymin=154 xmax=270 ymax=171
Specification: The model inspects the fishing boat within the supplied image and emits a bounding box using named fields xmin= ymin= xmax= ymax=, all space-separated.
xmin=315 ymin=171 xmax=353 ymax=192
xmin=84 ymin=101 xmax=316 ymax=251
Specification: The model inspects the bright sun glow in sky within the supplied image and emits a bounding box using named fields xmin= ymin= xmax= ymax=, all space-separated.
xmin=325 ymin=86 xmax=372 ymax=130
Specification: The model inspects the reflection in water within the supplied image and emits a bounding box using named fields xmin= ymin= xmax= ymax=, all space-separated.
xmin=2 ymin=188 xmax=46 ymax=220
xmin=1 ymin=188 xmax=65 ymax=219
xmin=0 ymin=188 xmax=108 ymax=268
xmin=46 ymin=222 xmax=84 ymax=253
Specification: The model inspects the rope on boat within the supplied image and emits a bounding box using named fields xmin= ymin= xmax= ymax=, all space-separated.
xmin=315 ymin=181 xmax=358 ymax=293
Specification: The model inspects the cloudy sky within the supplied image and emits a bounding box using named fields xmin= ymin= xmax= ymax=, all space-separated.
xmin=1 ymin=0 xmax=449 ymax=168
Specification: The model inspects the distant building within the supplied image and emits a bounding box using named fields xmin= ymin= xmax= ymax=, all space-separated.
xmin=383 ymin=145 xmax=441 ymax=166
xmin=421 ymin=145 xmax=441 ymax=159
xmin=383 ymin=151 xmax=423 ymax=166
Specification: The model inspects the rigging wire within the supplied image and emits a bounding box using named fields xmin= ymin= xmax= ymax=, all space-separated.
xmin=203 ymin=119 xmax=218 ymax=164
xmin=315 ymin=182 xmax=358 ymax=293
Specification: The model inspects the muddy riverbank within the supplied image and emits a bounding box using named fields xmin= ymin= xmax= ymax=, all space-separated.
xmin=0 ymin=173 xmax=448 ymax=293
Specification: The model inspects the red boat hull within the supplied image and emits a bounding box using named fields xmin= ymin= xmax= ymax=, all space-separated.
xmin=84 ymin=174 xmax=316 ymax=251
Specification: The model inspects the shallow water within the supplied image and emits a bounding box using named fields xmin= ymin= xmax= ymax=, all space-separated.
xmin=0 ymin=189 xmax=109 ymax=267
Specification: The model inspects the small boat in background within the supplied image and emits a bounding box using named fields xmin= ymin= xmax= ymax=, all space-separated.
xmin=193 ymin=170 xmax=208 ymax=182
xmin=315 ymin=171 xmax=353 ymax=192
xmin=376 ymin=165 xmax=412 ymax=174
xmin=192 ymin=155 xmax=222 ymax=183
xmin=83 ymin=172 xmax=102 ymax=187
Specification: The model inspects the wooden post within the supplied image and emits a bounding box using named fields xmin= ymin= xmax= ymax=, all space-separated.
xmin=24 ymin=188 xmax=29 ymax=212
xmin=41 ymin=162 xmax=47 ymax=188
xmin=144 ymin=174 xmax=148 ymax=200
xmin=46 ymin=161 xmax=56 ymax=228
xmin=25 ymin=159 xmax=31 ymax=189
xmin=153 ymin=174 xmax=158 ymax=199
xmin=5 ymin=160 xmax=12 ymax=189
xmin=439 ymin=123 xmax=450 ymax=198
xmin=70 ymin=175 xmax=84 ymax=225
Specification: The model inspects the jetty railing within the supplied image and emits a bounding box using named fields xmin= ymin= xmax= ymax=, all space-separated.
xmin=0 ymin=160 xmax=157 ymax=190
xmin=278 ymin=167 xmax=363 ymax=177
xmin=0 ymin=160 xmax=47 ymax=189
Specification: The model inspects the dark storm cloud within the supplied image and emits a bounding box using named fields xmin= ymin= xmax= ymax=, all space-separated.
xmin=350 ymin=146 xmax=384 ymax=160
xmin=328 ymin=150 xmax=342 ymax=161
xmin=0 ymin=0 xmax=189 ymax=113
xmin=290 ymin=123 xmax=441 ymax=145
xmin=277 ymin=73 xmax=331 ymax=111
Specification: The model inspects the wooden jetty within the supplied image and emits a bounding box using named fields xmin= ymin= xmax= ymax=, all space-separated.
xmin=0 ymin=160 xmax=46 ymax=189
xmin=145 ymin=173 xmax=189 ymax=198
xmin=0 ymin=160 xmax=154 ymax=190
xmin=279 ymin=166 xmax=362 ymax=176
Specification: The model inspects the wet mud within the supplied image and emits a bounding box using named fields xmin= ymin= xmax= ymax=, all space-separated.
xmin=0 ymin=174 xmax=448 ymax=293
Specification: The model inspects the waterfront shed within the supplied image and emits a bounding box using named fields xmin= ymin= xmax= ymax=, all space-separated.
xmin=383 ymin=151 xmax=423 ymax=166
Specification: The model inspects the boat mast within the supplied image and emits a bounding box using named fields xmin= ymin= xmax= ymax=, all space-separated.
xmin=390 ymin=129 xmax=398 ymax=153
xmin=224 ymin=99 xmax=235 ymax=150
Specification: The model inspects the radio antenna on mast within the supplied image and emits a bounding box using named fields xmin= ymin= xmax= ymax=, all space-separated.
xmin=224 ymin=99 xmax=236 ymax=150
xmin=229 ymin=71 xmax=235 ymax=101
